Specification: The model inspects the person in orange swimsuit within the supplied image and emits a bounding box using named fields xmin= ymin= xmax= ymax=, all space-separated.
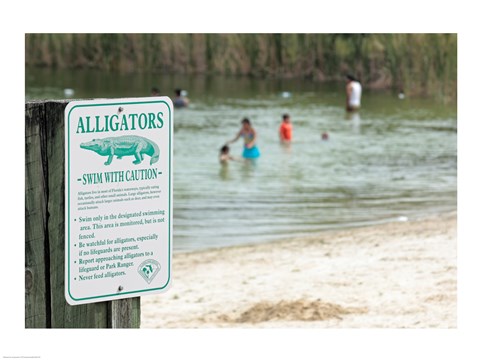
xmin=279 ymin=113 xmax=293 ymax=144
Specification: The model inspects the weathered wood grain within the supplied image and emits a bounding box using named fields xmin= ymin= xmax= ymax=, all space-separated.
xmin=25 ymin=102 xmax=48 ymax=328
xmin=108 ymin=298 xmax=141 ymax=328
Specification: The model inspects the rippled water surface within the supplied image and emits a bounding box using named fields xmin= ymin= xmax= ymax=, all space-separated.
xmin=26 ymin=68 xmax=457 ymax=251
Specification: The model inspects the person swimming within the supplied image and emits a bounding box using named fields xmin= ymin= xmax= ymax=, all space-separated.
xmin=226 ymin=118 xmax=260 ymax=159
xmin=173 ymin=88 xmax=189 ymax=108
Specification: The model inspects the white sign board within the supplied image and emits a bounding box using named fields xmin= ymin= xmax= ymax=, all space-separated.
xmin=64 ymin=97 xmax=173 ymax=305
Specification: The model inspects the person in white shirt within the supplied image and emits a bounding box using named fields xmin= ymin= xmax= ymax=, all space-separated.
xmin=345 ymin=74 xmax=362 ymax=112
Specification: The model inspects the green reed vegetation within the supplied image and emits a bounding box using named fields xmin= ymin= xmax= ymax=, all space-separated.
xmin=25 ymin=34 xmax=456 ymax=100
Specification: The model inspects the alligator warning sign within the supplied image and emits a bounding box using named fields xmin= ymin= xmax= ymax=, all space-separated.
xmin=64 ymin=97 xmax=173 ymax=305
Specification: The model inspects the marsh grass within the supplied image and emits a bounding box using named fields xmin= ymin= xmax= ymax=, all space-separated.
xmin=25 ymin=34 xmax=456 ymax=101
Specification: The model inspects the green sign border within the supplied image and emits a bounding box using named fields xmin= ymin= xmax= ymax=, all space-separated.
xmin=66 ymin=99 xmax=172 ymax=303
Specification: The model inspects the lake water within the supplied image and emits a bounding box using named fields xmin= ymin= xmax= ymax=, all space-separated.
xmin=26 ymin=68 xmax=457 ymax=252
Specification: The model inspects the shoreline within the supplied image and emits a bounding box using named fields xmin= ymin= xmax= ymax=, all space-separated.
xmin=142 ymin=210 xmax=456 ymax=328
xmin=174 ymin=209 xmax=456 ymax=255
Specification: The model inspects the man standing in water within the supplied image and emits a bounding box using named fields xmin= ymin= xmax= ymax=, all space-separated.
xmin=345 ymin=74 xmax=362 ymax=112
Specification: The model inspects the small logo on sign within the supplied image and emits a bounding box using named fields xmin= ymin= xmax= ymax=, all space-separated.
xmin=138 ymin=259 xmax=161 ymax=284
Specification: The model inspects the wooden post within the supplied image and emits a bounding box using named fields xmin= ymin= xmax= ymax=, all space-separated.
xmin=25 ymin=102 xmax=48 ymax=328
xmin=108 ymin=299 xmax=142 ymax=328
xmin=25 ymin=100 xmax=140 ymax=328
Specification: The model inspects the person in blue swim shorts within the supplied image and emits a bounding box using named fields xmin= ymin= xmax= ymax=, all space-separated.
xmin=226 ymin=118 xmax=260 ymax=159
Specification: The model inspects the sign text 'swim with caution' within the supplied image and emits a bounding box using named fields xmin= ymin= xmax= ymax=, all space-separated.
xmin=65 ymin=97 xmax=173 ymax=305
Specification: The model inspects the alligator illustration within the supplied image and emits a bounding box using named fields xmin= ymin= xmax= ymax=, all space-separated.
xmin=80 ymin=135 xmax=160 ymax=166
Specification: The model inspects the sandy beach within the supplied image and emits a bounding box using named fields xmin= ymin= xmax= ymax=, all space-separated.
xmin=141 ymin=211 xmax=456 ymax=328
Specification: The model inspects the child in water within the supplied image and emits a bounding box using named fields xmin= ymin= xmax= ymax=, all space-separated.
xmin=279 ymin=113 xmax=293 ymax=143
xmin=219 ymin=145 xmax=235 ymax=164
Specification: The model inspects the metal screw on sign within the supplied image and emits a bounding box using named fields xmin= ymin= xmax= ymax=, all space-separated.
xmin=118 ymin=107 xmax=124 ymax=112
xmin=118 ymin=286 xmax=124 ymax=292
